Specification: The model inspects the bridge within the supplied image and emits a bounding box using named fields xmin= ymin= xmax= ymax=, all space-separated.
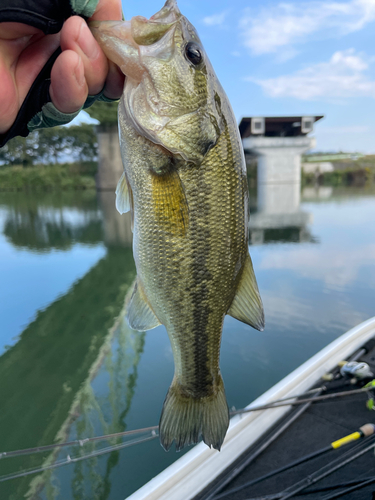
xmin=240 ymin=116 xmax=323 ymax=244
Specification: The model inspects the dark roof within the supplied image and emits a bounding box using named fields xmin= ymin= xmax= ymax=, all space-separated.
xmin=239 ymin=116 xmax=324 ymax=138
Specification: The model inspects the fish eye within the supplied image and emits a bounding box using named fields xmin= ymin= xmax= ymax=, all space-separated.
xmin=185 ymin=42 xmax=202 ymax=65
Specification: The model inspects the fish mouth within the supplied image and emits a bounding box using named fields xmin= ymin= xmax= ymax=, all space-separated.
xmin=89 ymin=0 xmax=181 ymax=81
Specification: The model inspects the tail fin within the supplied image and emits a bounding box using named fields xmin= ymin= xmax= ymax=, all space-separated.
xmin=159 ymin=376 xmax=229 ymax=451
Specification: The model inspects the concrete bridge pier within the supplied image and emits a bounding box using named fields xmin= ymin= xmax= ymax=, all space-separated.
xmin=243 ymin=136 xmax=316 ymax=244
xmin=243 ymin=136 xmax=316 ymax=212
xmin=95 ymin=124 xmax=133 ymax=248
xmin=96 ymin=124 xmax=123 ymax=191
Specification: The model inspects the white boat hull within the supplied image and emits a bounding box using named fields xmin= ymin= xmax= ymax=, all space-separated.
xmin=127 ymin=316 xmax=375 ymax=500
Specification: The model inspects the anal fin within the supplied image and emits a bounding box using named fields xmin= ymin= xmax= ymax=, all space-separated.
xmin=228 ymin=253 xmax=265 ymax=331
xmin=126 ymin=280 xmax=161 ymax=331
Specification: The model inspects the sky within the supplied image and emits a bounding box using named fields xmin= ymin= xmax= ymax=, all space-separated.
xmin=81 ymin=0 xmax=375 ymax=153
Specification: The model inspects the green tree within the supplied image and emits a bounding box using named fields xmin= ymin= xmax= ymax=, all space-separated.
xmin=0 ymin=125 xmax=98 ymax=166
xmin=68 ymin=124 xmax=98 ymax=161
xmin=37 ymin=127 xmax=74 ymax=164
xmin=85 ymin=100 xmax=119 ymax=126
xmin=38 ymin=125 xmax=98 ymax=163
xmin=0 ymin=133 xmax=39 ymax=167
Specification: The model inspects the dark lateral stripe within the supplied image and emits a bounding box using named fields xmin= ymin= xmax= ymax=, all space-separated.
xmin=190 ymin=175 xmax=212 ymax=397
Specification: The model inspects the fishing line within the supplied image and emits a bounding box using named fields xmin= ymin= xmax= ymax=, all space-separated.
xmin=0 ymin=432 xmax=159 ymax=483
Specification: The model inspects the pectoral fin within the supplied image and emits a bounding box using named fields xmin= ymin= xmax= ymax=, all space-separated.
xmin=228 ymin=253 xmax=265 ymax=331
xmin=116 ymin=172 xmax=131 ymax=214
xmin=152 ymin=170 xmax=189 ymax=237
xmin=126 ymin=280 xmax=161 ymax=331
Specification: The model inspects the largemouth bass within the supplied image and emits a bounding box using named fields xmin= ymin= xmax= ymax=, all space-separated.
xmin=91 ymin=0 xmax=264 ymax=452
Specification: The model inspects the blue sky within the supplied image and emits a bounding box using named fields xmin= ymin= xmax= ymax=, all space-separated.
xmin=87 ymin=0 xmax=375 ymax=152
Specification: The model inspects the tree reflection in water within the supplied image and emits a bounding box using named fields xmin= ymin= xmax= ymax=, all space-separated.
xmin=0 ymin=191 xmax=144 ymax=500
xmin=1 ymin=191 xmax=103 ymax=251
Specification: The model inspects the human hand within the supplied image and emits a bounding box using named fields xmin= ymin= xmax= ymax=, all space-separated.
xmin=0 ymin=0 xmax=125 ymax=135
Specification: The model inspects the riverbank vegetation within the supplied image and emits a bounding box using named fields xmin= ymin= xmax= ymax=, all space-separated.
xmin=0 ymin=101 xmax=121 ymax=192
xmin=0 ymin=123 xmax=98 ymax=191
xmin=0 ymin=124 xmax=97 ymax=167
xmin=0 ymin=162 xmax=97 ymax=191
xmin=302 ymin=155 xmax=375 ymax=187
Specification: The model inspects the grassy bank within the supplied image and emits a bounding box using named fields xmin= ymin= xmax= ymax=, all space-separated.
xmin=0 ymin=162 xmax=97 ymax=191
xmin=302 ymin=155 xmax=375 ymax=187
xmin=302 ymin=166 xmax=375 ymax=187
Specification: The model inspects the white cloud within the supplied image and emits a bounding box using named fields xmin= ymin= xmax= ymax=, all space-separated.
xmin=241 ymin=0 xmax=375 ymax=55
xmin=203 ymin=11 xmax=228 ymax=26
xmin=259 ymin=242 xmax=375 ymax=290
xmin=248 ymin=49 xmax=375 ymax=100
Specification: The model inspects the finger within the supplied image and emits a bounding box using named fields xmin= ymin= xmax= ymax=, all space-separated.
xmin=0 ymin=22 xmax=41 ymax=40
xmin=0 ymin=29 xmax=59 ymax=133
xmin=50 ymin=50 xmax=88 ymax=113
xmin=90 ymin=0 xmax=122 ymax=22
xmin=60 ymin=16 xmax=108 ymax=96
xmin=0 ymin=61 xmax=18 ymax=133
xmin=89 ymin=0 xmax=124 ymax=99
xmin=15 ymin=33 xmax=60 ymax=102
xmin=103 ymin=61 xmax=125 ymax=99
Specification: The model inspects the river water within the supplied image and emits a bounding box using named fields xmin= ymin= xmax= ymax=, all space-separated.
xmin=0 ymin=184 xmax=374 ymax=499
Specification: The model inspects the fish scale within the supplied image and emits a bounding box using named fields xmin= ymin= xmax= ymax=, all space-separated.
xmin=90 ymin=0 xmax=264 ymax=451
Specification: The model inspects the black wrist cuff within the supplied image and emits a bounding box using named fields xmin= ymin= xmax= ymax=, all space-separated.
xmin=0 ymin=47 xmax=61 ymax=148
xmin=0 ymin=1 xmax=75 ymax=35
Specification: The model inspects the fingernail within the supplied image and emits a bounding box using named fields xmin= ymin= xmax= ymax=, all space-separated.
xmin=78 ymin=21 xmax=99 ymax=60
xmin=74 ymin=59 xmax=85 ymax=87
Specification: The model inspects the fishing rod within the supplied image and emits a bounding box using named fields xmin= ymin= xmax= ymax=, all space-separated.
xmin=279 ymin=436 xmax=375 ymax=500
xmin=320 ymin=476 xmax=375 ymax=500
xmin=212 ymin=423 xmax=375 ymax=499
xmin=1 ymin=383 xmax=373 ymax=463
xmin=240 ymin=434 xmax=375 ymax=500
xmin=230 ymin=384 xmax=374 ymax=416
xmin=0 ymin=425 xmax=159 ymax=460
xmin=0 ymin=432 xmax=159 ymax=483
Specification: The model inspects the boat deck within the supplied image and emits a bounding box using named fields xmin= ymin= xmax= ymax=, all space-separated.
xmin=197 ymin=337 xmax=375 ymax=500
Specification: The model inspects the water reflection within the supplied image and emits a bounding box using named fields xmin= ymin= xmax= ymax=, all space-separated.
xmin=0 ymin=191 xmax=134 ymax=252
xmin=1 ymin=182 xmax=375 ymax=499
xmin=98 ymin=191 xmax=132 ymax=248
xmin=26 ymin=315 xmax=145 ymax=500
xmin=0 ymin=191 xmax=103 ymax=251
xmin=302 ymin=186 xmax=333 ymax=200
xmin=0 ymin=242 xmax=137 ymax=498
xmin=249 ymin=181 xmax=315 ymax=245
xmin=0 ymin=192 xmax=139 ymax=500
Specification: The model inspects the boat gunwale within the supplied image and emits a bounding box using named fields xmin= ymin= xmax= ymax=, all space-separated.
xmin=126 ymin=316 xmax=375 ymax=500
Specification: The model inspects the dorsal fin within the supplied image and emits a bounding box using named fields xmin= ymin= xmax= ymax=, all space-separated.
xmin=126 ymin=280 xmax=161 ymax=331
xmin=228 ymin=253 xmax=265 ymax=331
